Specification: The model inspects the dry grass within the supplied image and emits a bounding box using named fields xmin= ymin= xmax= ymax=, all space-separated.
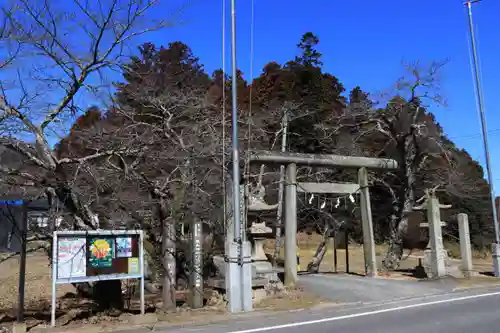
xmin=29 ymin=288 xmax=328 ymax=333
xmin=444 ymin=241 xmax=491 ymax=260
xmin=0 ymin=251 xmax=74 ymax=315
xmin=254 ymin=287 xmax=326 ymax=310
xmin=266 ymin=233 xmax=421 ymax=276
xmin=267 ymin=233 xmax=496 ymax=278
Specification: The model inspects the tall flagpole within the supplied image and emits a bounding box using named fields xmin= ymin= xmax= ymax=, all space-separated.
xmin=464 ymin=0 xmax=500 ymax=276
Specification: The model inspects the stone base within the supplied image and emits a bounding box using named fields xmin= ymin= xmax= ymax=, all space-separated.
xmin=208 ymin=260 xmax=283 ymax=291
xmin=421 ymin=249 xmax=470 ymax=278
xmin=445 ymin=260 xmax=464 ymax=278
xmin=253 ymin=261 xmax=284 ymax=292
xmin=207 ymin=276 xmax=269 ymax=289
xmin=252 ymin=261 xmax=280 ymax=281
xmin=492 ymin=243 xmax=500 ymax=277
xmin=461 ymin=270 xmax=479 ymax=278
xmin=422 ymin=249 xmax=448 ymax=278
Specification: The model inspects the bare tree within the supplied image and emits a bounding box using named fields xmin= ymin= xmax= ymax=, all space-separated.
xmin=68 ymin=80 xmax=226 ymax=307
xmin=326 ymin=60 xmax=476 ymax=269
xmin=0 ymin=6 xmax=20 ymax=71
xmin=0 ymin=0 xmax=181 ymax=310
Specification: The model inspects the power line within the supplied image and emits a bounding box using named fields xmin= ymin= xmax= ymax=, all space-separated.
xmin=448 ymin=128 xmax=500 ymax=141
xmin=464 ymin=0 xmax=500 ymax=276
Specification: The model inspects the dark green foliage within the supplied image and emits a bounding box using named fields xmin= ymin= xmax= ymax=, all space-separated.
xmin=57 ymin=33 xmax=493 ymax=250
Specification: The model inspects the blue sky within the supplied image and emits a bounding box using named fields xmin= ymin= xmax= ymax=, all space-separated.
xmin=5 ymin=0 xmax=497 ymax=191
xmin=142 ymin=0 xmax=500 ymax=191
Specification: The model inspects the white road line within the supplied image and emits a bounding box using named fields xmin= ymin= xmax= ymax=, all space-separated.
xmin=226 ymin=290 xmax=500 ymax=333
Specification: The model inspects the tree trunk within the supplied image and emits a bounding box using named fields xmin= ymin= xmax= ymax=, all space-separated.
xmin=383 ymin=135 xmax=416 ymax=269
xmin=383 ymin=213 xmax=409 ymax=269
xmin=93 ymin=280 xmax=124 ymax=314
xmin=307 ymin=224 xmax=330 ymax=273
xmin=162 ymin=214 xmax=177 ymax=310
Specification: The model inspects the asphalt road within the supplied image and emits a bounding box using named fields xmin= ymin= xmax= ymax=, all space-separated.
xmin=298 ymin=273 xmax=454 ymax=303
xmin=157 ymin=288 xmax=500 ymax=333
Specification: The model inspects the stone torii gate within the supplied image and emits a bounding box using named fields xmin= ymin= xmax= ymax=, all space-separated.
xmin=249 ymin=151 xmax=398 ymax=286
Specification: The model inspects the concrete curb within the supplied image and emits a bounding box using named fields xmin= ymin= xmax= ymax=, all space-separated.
xmin=28 ymin=302 xmax=346 ymax=333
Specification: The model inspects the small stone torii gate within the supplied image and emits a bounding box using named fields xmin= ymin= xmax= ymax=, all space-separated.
xmin=297 ymin=177 xmax=367 ymax=275
xmin=249 ymin=151 xmax=398 ymax=285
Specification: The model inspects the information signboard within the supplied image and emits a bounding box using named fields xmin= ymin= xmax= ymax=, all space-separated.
xmin=56 ymin=237 xmax=86 ymax=279
xmin=51 ymin=230 xmax=144 ymax=327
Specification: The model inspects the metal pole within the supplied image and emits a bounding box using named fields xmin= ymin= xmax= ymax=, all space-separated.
xmin=227 ymin=0 xmax=249 ymax=313
xmin=465 ymin=1 xmax=500 ymax=274
xmin=51 ymin=231 xmax=58 ymax=327
xmin=17 ymin=202 xmax=28 ymax=323
xmin=230 ymin=0 xmax=241 ymax=245
xmin=284 ymin=163 xmax=298 ymax=286
xmin=139 ymin=230 xmax=145 ymax=315
xmin=273 ymin=109 xmax=289 ymax=265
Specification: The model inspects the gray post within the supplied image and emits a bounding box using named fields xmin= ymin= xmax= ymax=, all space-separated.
xmin=225 ymin=182 xmax=242 ymax=313
xmin=426 ymin=197 xmax=446 ymax=278
xmin=190 ymin=219 xmax=203 ymax=309
xmin=227 ymin=0 xmax=250 ymax=313
xmin=51 ymin=232 xmax=57 ymax=327
xmin=457 ymin=213 xmax=473 ymax=277
xmin=225 ymin=184 xmax=252 ymax=312
xmin=465 ymin=1 xmax=500 ymax=277
xmin=495 ymin=200 xmax=500 ymax=275
xmin=273 ymin=109 xmax=289 ymax=265
xmin=240 ymin=185 xmax=252 ymax=312
xmin=139 ymin=231 xmax=145 ymax=315
xmin=241 ymin=240 xmax=253 ymax=311
xmin=284 ymin=163 xmax=298 ymax=286
xmin=358 ymin=168 xmax=377 ymax=277
xmin=17 ymin=203 xmax=28 ymax=323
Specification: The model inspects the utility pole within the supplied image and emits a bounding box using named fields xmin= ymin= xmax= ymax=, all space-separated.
xmin=225 ymin=0 xmax=253 ymax=312
xmin=464 ymin=0 xmax=500 ymax=276
xmin=229 ymin=0 xmax=241 ymax=255
xmin=273 ymin=108 xmax=289 ymax=265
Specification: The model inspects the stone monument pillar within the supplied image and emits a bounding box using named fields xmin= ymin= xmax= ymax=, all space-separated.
xmin=415 ymin=190 xmax=451 ymax=278
xmin=457 ymin=213 xmax=474 ymax=277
